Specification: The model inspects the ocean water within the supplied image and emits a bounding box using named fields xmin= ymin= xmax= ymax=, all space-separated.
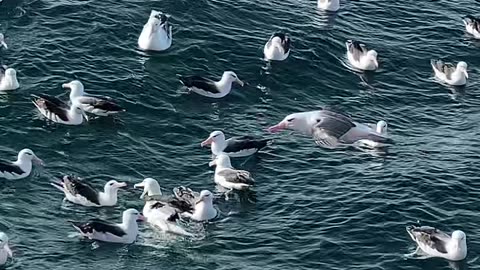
xmin=0 ymin=0 xmax=480 ymax=269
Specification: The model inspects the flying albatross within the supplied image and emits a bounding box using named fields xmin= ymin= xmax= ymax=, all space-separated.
xmin=268 ymin=109 xmax=390 ymax=149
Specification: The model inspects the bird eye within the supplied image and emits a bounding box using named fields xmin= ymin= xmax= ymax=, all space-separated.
xmin=287 ymin=118 xmax=294 ymax=122
xmin=110 ymin=183 xmax=114 ymax=186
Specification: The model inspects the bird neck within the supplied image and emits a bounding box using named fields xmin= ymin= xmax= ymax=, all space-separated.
xmin=211 ymin=140 xmax=226 ymax=155
xmin=99 ymin=189 xmax=118 ymax=205
xmin=215 ymin=76 xmax=233 ymax=92
xmin=193 ymin=201 xmax=216 ymax=220
xmin=1 ymin=74 xmax=18 ymax=88
xmin=120 ymin=218 xmax=138 ymax=232
xmin=13 ymin=157 xmax=31 ymax=172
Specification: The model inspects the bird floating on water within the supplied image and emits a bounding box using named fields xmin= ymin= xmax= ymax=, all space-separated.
xmin=209 ymin=153 xmax=255 ymax=196
xmin=0 ymin=232 xmax=13 ymax=266
xmin=317 ymin=0 xmax=339 ymax=11
xmin=201 ymin=130 xmax=271 ymax=157
xmin=463 ymin=15 xmax=480 ymax=39
xmin=0 ymin=66 xmax=19 ymax=91
xmin=431 ymin=60 xmax=468 ymax=86
xmin=51 ymin=175 xmax=127 ymax=207
xmin=346 ymin=40 xmax=378 ymax=71
xmin=173 ymin=187 xmax=218 ymax=221
xmin=268 ymin=109 xmax=390 ymax=149
xmin=0 ymin=34 xmax=7 ymax=50
xmin=69 ymin=208 xmax=144 ymax=244
xmin=264 ymin=33 xmax=290 ymax=61
xmin=0 ymin=149 xmax=43 ymax=180
xmin=406 ymin=225 xmax=467 ymax=261
xmin=32 ymin=93 xmax=88 ymax=125
xmin=134 ymin=178 xmax=193 ymax=236
xmin=138 ymin=10 xmax=172 ymax=51
xmin=64 ymin=80 xmax=125 ymax=116
xmin=179 ymin=71 xmax=244 ymax=98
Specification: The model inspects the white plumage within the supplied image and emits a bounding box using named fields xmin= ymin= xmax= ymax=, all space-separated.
xmin=431 ymin=60 xmax=468 ymax=86
xmin=407 ymin=226 xmax=467 ymax=261
xmin=138 ymin=10 xmax=172 ymax=51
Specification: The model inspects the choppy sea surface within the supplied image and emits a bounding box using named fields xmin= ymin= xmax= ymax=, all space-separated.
xmin=1 ymin=0 xmax=480 ymax=269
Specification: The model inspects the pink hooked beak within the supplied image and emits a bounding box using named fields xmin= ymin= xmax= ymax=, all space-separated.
xmin=201 ymin=137 xmax=214 ymax=147
xmin=137 ymin=214 xmax=146 ymax=222
xmin=267 ymin=121 xmax=288 ymax=133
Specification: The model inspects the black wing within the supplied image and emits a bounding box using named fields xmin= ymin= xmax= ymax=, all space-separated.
xmin=466 ymin=15 xmax=480 ymax=31
xmin=0 ymin=160 xmax=24 ymax=175
xmin=218 ymin=169 xmax=255 ymax=185
xmin=347 ymin=40 xmax=368 ymax=62
xmin=179 ymin=75 xmax=220 ymax=94
xmin=63 ymin=176 xmax=100 ymax=205
xmin=146 ymin=194 xmax=194 ymax=213
xmin=34 ymin=94 xmax=70 ymax=122
xmin=173 ymin=186 xmax=199 ymax=209
xmin=314 ymin=110 xmax=355 ymax=138
xmin=408 ymin=226 xmax=449 ymax=254
xmin=77 ymin=96 xmax=124 ymax=112
xmin=224 ymin=137 xmax=270 ymax=153
xmin=71 ymin=219 xmax=126 ymax=237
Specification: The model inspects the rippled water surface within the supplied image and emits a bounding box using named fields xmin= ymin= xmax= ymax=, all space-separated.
xmin=1 ymin=0 xmax=480 ymax=269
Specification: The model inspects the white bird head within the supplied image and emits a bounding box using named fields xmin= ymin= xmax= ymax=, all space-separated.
xmin=367 ymin=50 xmax=379 ymax=68
xmin=0 ymin=232 xmax=8 ymax=248
xmin=268 ymin=111 xmax=315 ymax=133
xmin=376 ymin=120 xmax=388 ymax=134
xmin=122 ymin=208 xmax=145 ymax=224
xmin=452 ymin=230 xmax=466 ymax=241
xmin=271 ymin=36 xmax=282 ymax=45
xmin=63 ymin=80 xmax=85 ymax=98
xmin=201 ymin=130 xmax=226 ymax=147
xmin=5 ymin=68 xmax=16 ymax=78
xmin=457 ymin=61 xmax=468 ymax=79
xmin=18 ymin=149 xmax=44 ymax=166
xmin=104 ymin=180 xmax=127 ymax=193
xmin=196 ymin=190 xmax=214 ymax=205
xmin=222 ymin=71 xmax=244 ymax=87
xmin=208 ymin=153 xmax=232 ymax=168
xmin=134 ymin=177 xmax=162 ymax=199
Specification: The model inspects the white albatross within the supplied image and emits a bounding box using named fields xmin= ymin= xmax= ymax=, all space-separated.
xmin=0 ymin=232 xmax=13 ymax=266
xmin=138 ymin=10 xmax=172 ymax=51
xmin=463 ymin=15 xmax=480 ymax=39
xmin=0 ymin=148 xmax=44 ymax=180
xmin=134 ymin=178 xmax=193 ymax=236
xmin=346 ymin=40 xmax=378 ymax=71
xmin=268 ymin=109 xmax=391 ymax=149
xmin=64 ymin=80 xmax=125 ymax=116
xmin=173 ymin=187 xmax=218 ymax=221
xmin=32 ymin=93 xmax=87 ymax=125
xmin=406 ymin=225 xmax=467 ymax=261
xmin=209 ymin=153 xmax=254 ymax=195
xmin=69 ymin=208 xmax=144 ymax=244
xmin=431 ymin=60 xmax=468 ymax=86
xmin=264 ymin=33 xmax=291 ymax=61
xmin=201 ymin=130 xmax=271 ymax=158
xmin=51 ymin=175 xmax=127 ymax=207
xmin=179 ymin=71 xmax=244 ymax=98
xmin=318 ymin=0 xmax=339 ymax=11
xmin=0 ymin=66 xmax=19 ymax=91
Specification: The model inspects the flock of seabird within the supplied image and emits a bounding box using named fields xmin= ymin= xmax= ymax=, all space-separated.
xmin=0 ymin=0 xmax=478 ymax=266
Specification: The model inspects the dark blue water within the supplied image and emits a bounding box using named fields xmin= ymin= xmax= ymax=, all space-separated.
xmin=0 ymin=0 xmax=480 ymax=269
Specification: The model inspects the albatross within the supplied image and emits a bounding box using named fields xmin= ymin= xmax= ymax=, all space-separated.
xmin=0 ymin=232 xmax=13 ymax=266
xmin=406 ymin=225 xmax=467 ymax=261
xmin=264 ymin=33 xmax=291 ymax=61
xmin=179 ymin=71 xmax=244 ymax=98
xmin=346 ymin=40 xmax=378 ymax=71
xmin=134 ymin=178 xmax=193 ymax=236
xmin=51 ymin=175 xmax=127 ymax=207
xmin=32 ymin=93 xmax=87 ymax=125
xmin=138 ymin=10 xmax=172 ymax=51
xmin=209 ymin=153 xmax=254 ymax=196
xmin=0 ymin=66 xmax=19 ymax=91
xmin=173 ymin=187 xmax=218 ymax=221
xmin=64 ymin=80 xmax=125 ymax=116
xmin=268 ymin=109 xmax=390 ymax=149
xmin=431 ymin=60 xmax=468 ymax=86
xmin=463 ymin=15 xmax=480 ymax=39
xmin=201 ymin=130 xmax=271 ymax=157
xmin=69 ymin=208 xmax=144 ymax=244
xmin=0 ymin=148 xmax=43 ymax=180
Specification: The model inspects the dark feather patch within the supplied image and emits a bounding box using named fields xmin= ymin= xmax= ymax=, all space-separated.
xmin=63 ymin=176 xmax=100 ymax=205
xmin=179 ymin=75 xmax=220 ymax=93
xmin=0 ymin=160 xmax=24 ymax=175
xmin=34 ymin=94 xmax=70 ymax=122
xmin=70 ymin=219 xmax=126 ymax=237
xmin=224 ymin=137 xmax=270 ymax=154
